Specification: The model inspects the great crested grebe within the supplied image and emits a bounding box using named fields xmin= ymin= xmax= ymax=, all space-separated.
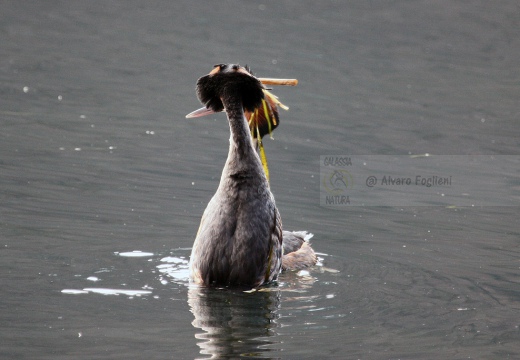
xmin=186 ymin=64 xmax=316 ymax=287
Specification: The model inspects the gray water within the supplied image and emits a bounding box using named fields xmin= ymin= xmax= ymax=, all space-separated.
xmin=1 ymin=1 xmax=519 ymax=359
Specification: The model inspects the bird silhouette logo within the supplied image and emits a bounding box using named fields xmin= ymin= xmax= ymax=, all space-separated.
xmin=323 ymin=170 xmax=353 ymax=194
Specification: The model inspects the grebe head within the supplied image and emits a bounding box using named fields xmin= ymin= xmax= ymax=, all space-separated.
xmin=194 ymin=64 xmax=265 ymax=114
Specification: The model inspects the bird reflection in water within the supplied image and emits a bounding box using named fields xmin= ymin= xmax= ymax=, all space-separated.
xmin=188 ymin=286 xmax=281 ymax=359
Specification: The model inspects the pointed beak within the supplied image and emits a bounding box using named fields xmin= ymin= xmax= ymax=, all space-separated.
xmin=185 ymin=107 xmax=217 ymax=119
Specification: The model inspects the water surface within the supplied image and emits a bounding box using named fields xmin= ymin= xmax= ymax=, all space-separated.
xmin=1 ymin=1 xmax=519 ymax=359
